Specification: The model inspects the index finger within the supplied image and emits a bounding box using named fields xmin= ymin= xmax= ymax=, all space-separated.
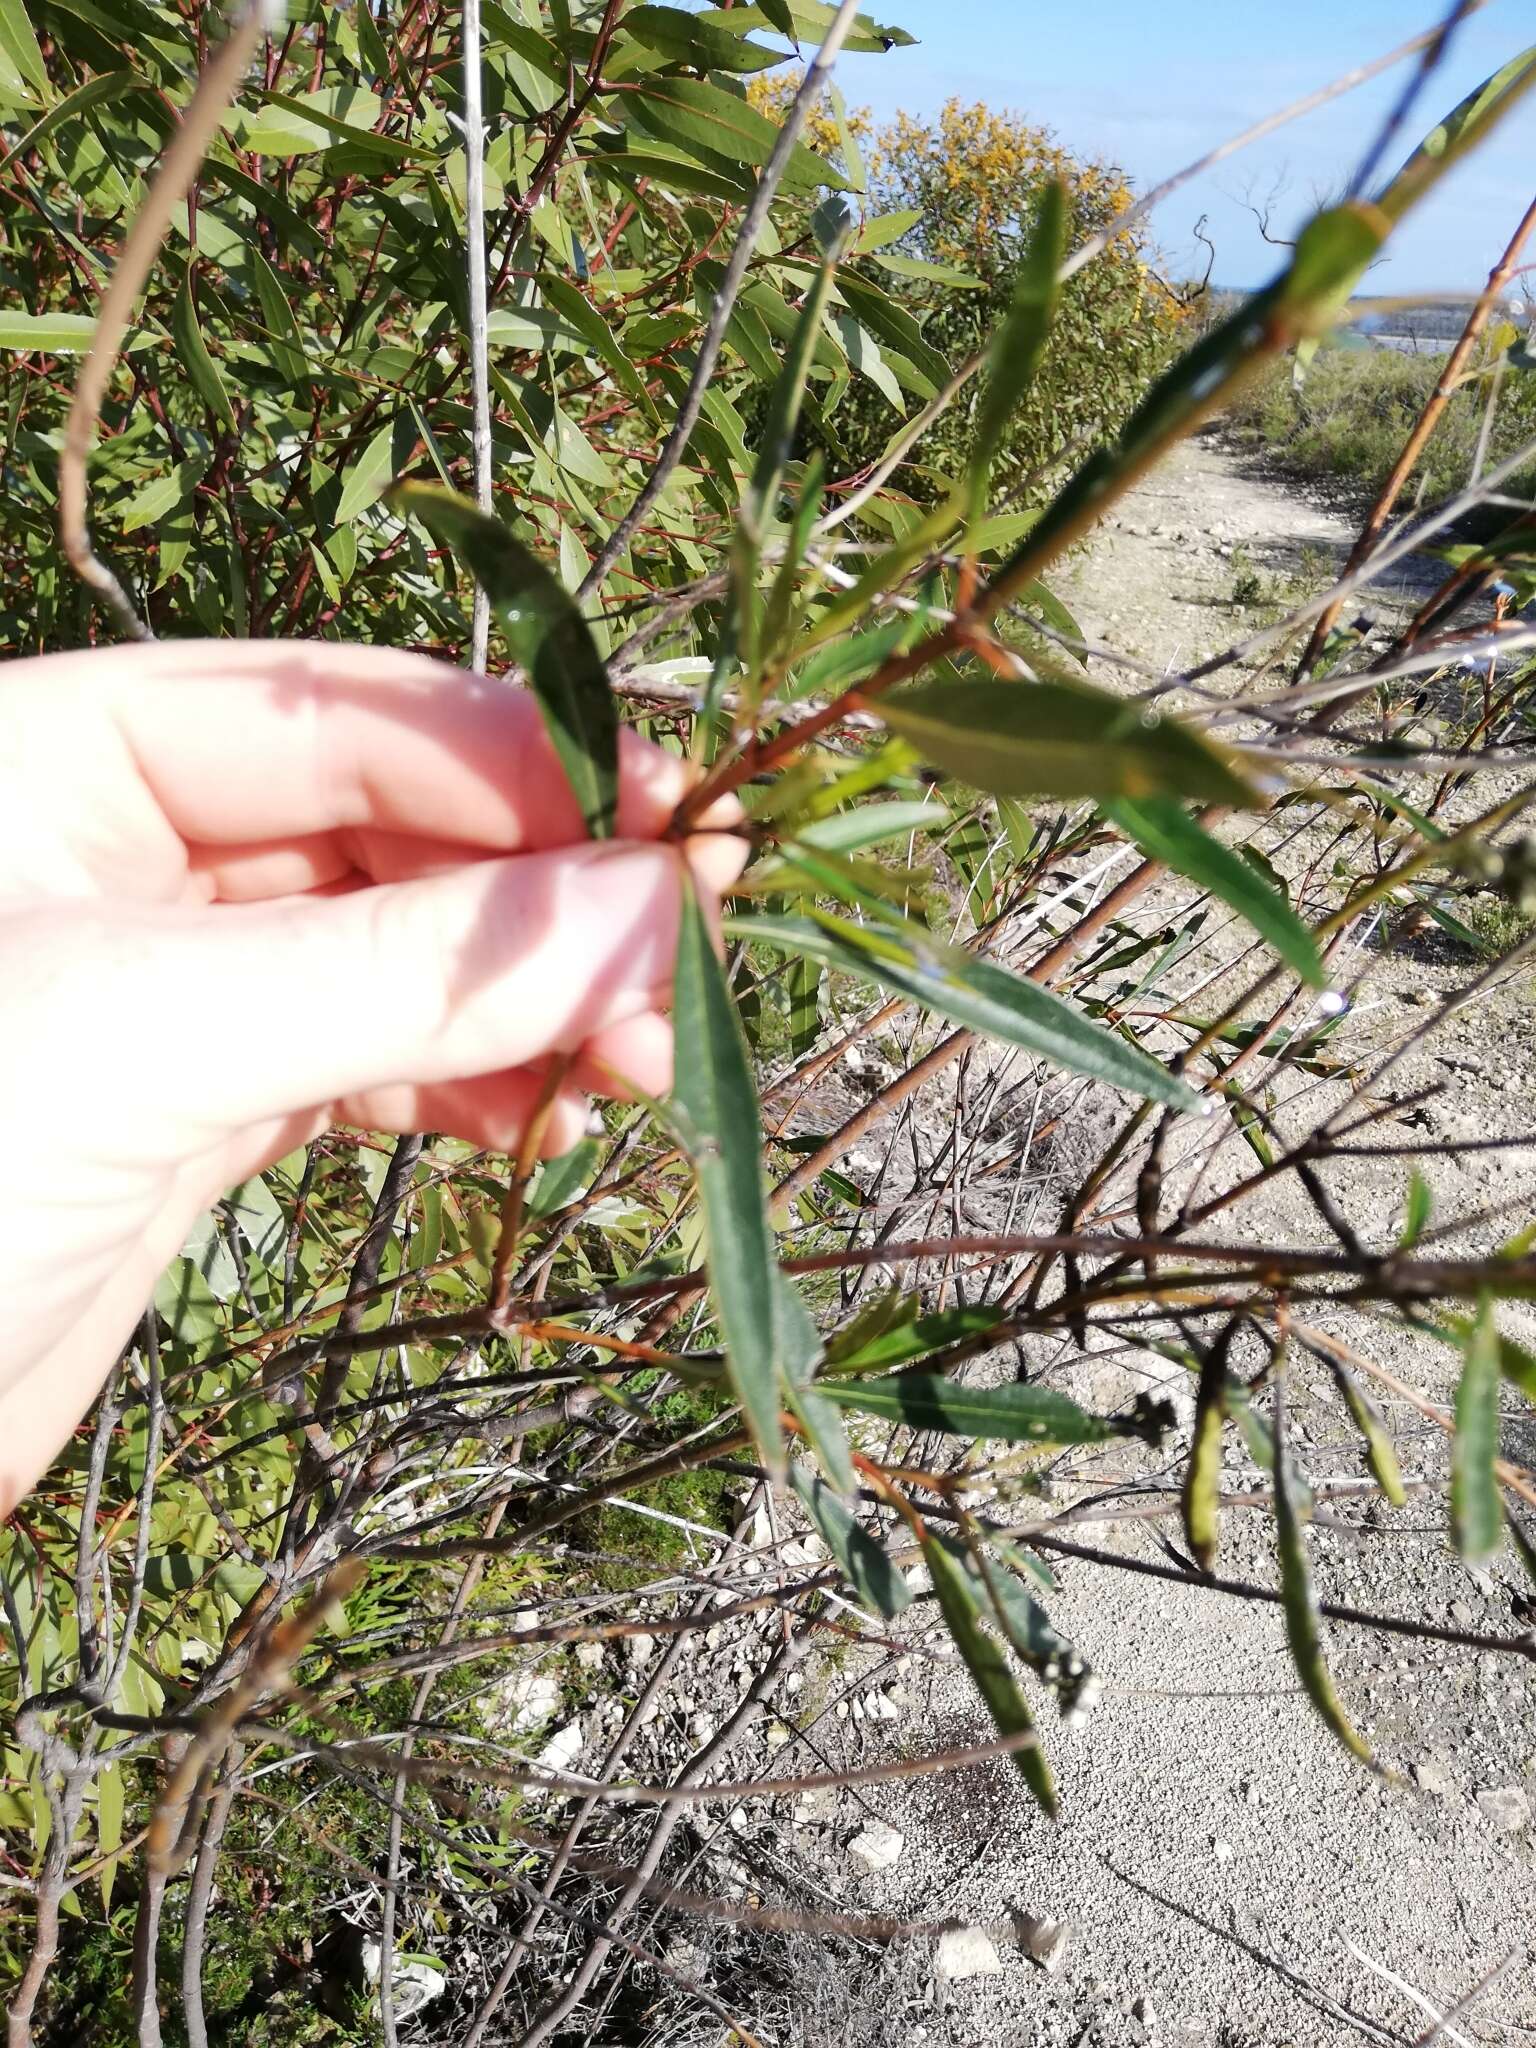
xmin=4 ymin=639 xmax=698 ymax=857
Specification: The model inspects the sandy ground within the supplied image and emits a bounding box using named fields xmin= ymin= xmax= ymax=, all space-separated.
xmin=754 ymin=434 xmax=1536 ymax=2048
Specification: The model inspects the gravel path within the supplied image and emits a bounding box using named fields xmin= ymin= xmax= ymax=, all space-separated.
xmin=775 ymin=434 xmax=1536 ymax=2048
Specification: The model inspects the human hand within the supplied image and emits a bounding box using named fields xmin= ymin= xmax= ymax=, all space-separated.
xmin=0 ymin=640 xmax=743 ymax=1513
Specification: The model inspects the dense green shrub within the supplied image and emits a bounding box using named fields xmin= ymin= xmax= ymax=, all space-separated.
xmin=1227 ymin=336 xmax=1536 ymax=506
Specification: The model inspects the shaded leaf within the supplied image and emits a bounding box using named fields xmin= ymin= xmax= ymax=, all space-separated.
xmin=789 ymin=1462 xmax=910 ymax=1618
xmin=1273 ymin=1398 xmax=1378 ymax=1767
xmin=390 ymin=484 xmax=618 ymax=839
xmin=969 ymin=178 xmax=1064 ymax=519
xmin=923 ymin=1527 xmax=1056 ymax=1816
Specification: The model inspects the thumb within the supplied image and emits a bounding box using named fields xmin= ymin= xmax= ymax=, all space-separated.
xmin=152 ymin=841 xmax=687 ymax=1130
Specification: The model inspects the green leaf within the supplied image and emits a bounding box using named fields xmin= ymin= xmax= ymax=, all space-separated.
xmin=878 ymin=677 xmax=1256 ymax=808
xmin=528 ymin=1138 xmax=602 ymax=1219
xmin=1273 ymin=1401 xmax=1377 ymax=1768
xmin=1398 ymin=1170 xmax=1433 ymax=1252
xmin=95 ymin=1761 xmax=124 ymax=1911
xmin=824 ymin=1300 xmax=1005 ymax=1374
xmin=0 ymin=311 xmax=157 ymax=354
xmin=539 ymin=278 xmax=656 ymax=419
xmin=1182 ymin=1341 xmax=1227 ymax=1571
xmin=822 ymin=1372 xmax=1151 ymax=1447
xmin=789 ymin=1462 xmax=910 ymax=1618
xmin=1101 ymin=798 xmax=1326 ymax=987
xmin=1451 ymin=1299 xmax=1505 ymax=1566
xmin=969 ymin=178 xmax=1064 ymax=520
xmin=922 ymin=1528 xmax=1056 ymax=1816
xmin=119 ymin=455 xmax=207 ymax=535
xmin=693 ymin=3 xmax=916 ymax=54
xmin=0 ymin=67 xmax=141 ymax=173
xmin=153 ymin=1256 xmax=223 ymax=1349
xmin=1325 ymin=1360 xmax=1406 ymax=1510
xmin=872 ymin=251 xmax=984 ymax=289
xmin=786 ymin=952 xmax=820 ymax=1058
xmin=794 ymin=801 xmax=946 ymax=855
xmin=671 ymin=885 xmax=785 ymax=1482
xmin=1377 ymin=47 xmax=1536 ymax=224
xmin=627 ymin=75 xmax=847 ymax=192
xmin=993 ymin=204 xmax=1386 ymax=594
xmin=0 ymin=0 xmax=49 ymax=102
xmin=389 ymin=484 xmax=619 ymax=839
xmin=774 ymin=1272 xmax=855 ymax=1496
xmin=333 ymin=422 xmax=397 ymax=525
xmin=728 ymin=908 xmax=1200 ymax=1113
xmin=973 ymin=1542 xmax=1095 ymax=1720
xmin=172 ymin=266 xmax=235 ymax=432
xmin=620 ymin=5 xmax=782 ymax=71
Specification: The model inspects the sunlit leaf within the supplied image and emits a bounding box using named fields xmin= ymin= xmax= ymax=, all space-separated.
xmin=1102 ymin=797 xmax=1326 ymax=987
xmin=728 ymin=907 xmax=1201 ymax=1111
xmin=877 ymin=676 xmax=1256 ymax=807
xmin=823 ymin=1372 xmax=1160 ymax=1447
xmin=1451 ymin=1298 xmax=1505 ymax=1566
xmin=1325 ymin=1359 xmax=1406 ymax=1509
xmin=671 ymin=885 xmax=785 ymax=1482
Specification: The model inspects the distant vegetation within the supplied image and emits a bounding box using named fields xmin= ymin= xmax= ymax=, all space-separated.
xmin=1226 ymin=332 xmax=1536 ymax=506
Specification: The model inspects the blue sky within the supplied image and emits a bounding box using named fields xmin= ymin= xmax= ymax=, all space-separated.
xmin=825 ymin=0 xmax=1534 ymax=293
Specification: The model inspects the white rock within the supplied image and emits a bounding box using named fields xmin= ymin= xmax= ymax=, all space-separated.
xmin=574 ymin=1639 xmax=605 ymax=1671
xmin=360 ymin=1941 xmax=447 ymax=2022
xmin=500 ymin=1669 xmax=560 ymax=1734
xmin=935 ymin=1927 xmax=1002 ymax=1982
xmin=847 ymin=1821 xmax=903 ymax=1872
xmin=1412 ymin=1757 xmax=1453 ymax=1797
xmin=868 ymin=1689 xmax=901 ymax=1723
xmin=536 ymin=1719 xmax=584 ymax=1775
xmin=1476 ymin=1785 xmax=1531 ymax=1833
xmin=623 ymin=1632 xmax=656 ymax=1669
xmin=1213 ymin=1838 xmax=1233 ymax=1864
xmin=1019 ymin=1915 xmax=1069 ymax=1974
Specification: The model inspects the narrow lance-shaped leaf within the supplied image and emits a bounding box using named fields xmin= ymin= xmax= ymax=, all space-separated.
xmin=1272 ymin=1382 xmax=1379 ymax=1769
xmin=877 ymin=675 xmax=1257 ymax=809
xmin=973 ymin=1540 xmax=1097 ymax=1725
xmin=823 ymin=1299 xmax=1006 ymax=1374
xmin=1101 ymin=797 xmax=1326 ymax=988
xmin=968 ymin=178 xmax=1065 ymax=527
xmin=671 ymin=884 xmax=785 ymax=1481
xmin=172 ymin=265 xmax=235 ymax=433
xmin=1376 ymin=47 xmax=1536 ymax=225
xmin=1182 ymin=1337 xmax=1228 ymax=1572
xmin=1398 ymin=1168 xmax=1433 ymax=1250
xmin=728 ymin=907 xmax=1201 ymax=1113
xmin=822 ymin=1372 xmax=1165 ymax=1448
xmin=1451 ymin=1298 xmax=1505 ymax=1566
xmin=923 ymin=1527 xmax=1056 ymax=1816
xmin=1325 ymin=1358 xmax=1406 ymax=1510
xmin=789 ymin=1462 xmax=910 ymax=1619
xmin=773 ymin=1271 xmax=855 ymax=1497
xmin=390 ymin=484 xmax=618 ymax=839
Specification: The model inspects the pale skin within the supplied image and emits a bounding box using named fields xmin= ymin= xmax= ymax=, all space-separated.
xmin=0 ymin=641 xmax=745 ymax=1516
